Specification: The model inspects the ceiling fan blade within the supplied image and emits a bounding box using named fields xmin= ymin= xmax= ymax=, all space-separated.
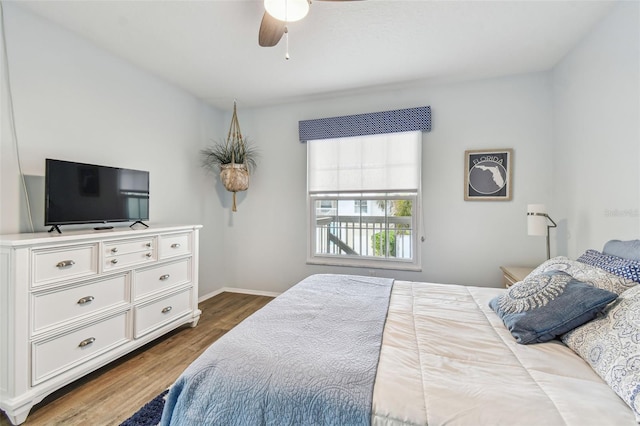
xmin=258 ymin=12 xmax=286 ymax=47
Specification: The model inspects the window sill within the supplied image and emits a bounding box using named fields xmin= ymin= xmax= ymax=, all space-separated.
xmin=306 ymin=257 xmax=422 ymax=272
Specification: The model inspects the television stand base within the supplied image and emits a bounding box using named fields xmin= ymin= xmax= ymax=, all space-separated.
xmin=130 ymin=220 xmax=149 ymax=228
xmin=47 ymin=225 xmax=62 ymax=234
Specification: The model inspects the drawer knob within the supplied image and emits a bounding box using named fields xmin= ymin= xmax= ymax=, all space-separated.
xmin=56 ymin=260 xmax=75 ymax=269
xmin=111 ymin=247 xmax=118 ymax=253
xmin=146 ymin=242 xmax=152 ymax=248
xmin=78 ymin=337 xmax=96 ymax=348
xmin=145 ymin=252 xmax=152 ymax=258
xmin=161 ymin=306 xmax=173 ymax=314
xmin=77 ymin=296 xmax=95 ymax=305
xmin=159 ymin=274 xmax=170 ymax=281
xmin=171 ymin=243 xmax=181 ymax=249
xmin=110 ymin=259 xmax=118 ymax=265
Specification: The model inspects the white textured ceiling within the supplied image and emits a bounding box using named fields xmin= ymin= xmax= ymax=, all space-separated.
xmin=14 ymin=0 xmax=616 ymax=111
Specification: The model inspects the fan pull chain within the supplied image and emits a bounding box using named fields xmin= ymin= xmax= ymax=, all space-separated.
xmin=285 ymin=27 xmax=290 ymax=60
xmin=284 ymin=0 xmax=290 ymax=60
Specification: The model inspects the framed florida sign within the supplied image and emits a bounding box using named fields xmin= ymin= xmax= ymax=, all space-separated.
xmin=464 ymin=149 xmax=513 ymax=201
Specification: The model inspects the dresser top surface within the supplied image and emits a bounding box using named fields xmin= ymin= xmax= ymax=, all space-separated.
xmin=1 ymin=224 xmax=202 ymax=247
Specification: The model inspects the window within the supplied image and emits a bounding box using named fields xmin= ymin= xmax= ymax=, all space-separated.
xmin=307 ymin=131 xmax=422 ymax=270
xmin=354 ymin=200 xmax=368 ymax=214
xmin=318 ymin=199 xmax=336 ymax=215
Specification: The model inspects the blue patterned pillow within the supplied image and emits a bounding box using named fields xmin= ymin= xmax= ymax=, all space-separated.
xmin=562 ymin=285 xmax=640 ymax=421
xmin=490 ymin=270 xmax=618 ymax=344
xmin=577 ymin=249 xmax=640 ymax=284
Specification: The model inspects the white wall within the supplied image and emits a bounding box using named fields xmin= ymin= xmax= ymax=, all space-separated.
xmin=3 ymin=2 xmax=636 ymax=296
xmin=221 ymin=1 xmax=638 ymax=292
xmin=219 ymin=73 xmax=555 ymax=292
xmin=0 ymin=4 xmax=229 ymax=296
xmin=552 ymin=1 xmax=640 ymax=258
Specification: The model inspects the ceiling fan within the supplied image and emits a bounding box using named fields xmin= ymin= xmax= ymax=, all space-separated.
xmin=258 ymin=0 xmax=356 ymax=48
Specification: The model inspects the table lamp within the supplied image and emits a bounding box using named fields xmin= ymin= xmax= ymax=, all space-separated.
xmin=527 ymin=204 xmax=557 ymax=260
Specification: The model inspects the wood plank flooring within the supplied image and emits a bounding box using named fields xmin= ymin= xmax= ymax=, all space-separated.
xmin=0 ymin=292 xmax=273 ymax=426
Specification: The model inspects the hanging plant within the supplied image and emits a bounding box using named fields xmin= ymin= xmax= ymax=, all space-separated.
xmin=200 ymin=101 xmax=258 ymax=212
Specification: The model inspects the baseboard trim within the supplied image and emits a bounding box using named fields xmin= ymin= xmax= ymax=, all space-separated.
xmin=199 ymin=287 xmax=281 ymax=302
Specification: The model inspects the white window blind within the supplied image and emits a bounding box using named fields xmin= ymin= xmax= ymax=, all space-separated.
xmin=308 ymin=131 xmax=421 ymax=193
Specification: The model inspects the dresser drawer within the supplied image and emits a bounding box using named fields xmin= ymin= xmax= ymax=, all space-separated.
xmin=104 ymin=238 xmax=154 ymax=259
xmin=33 ymin=244 xmax=98 ymax=287
xmin=158 ymin=233 xmax=191 ymax=260
xmin=134 ymin=258 xmax=191 ymax=299
xmin=134 ymin=288 xmax=192 ymax=338
xmin=32 ymin=274 xmax=129 ymax=334
xmin=32 ymin=311 xmax=130 ymax=385
xmin=104 ymin=250 xmax=155 ymax=271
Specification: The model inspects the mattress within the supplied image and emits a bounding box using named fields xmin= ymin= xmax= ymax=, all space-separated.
xmin=372 ymin=281 xmax=636 ymax=425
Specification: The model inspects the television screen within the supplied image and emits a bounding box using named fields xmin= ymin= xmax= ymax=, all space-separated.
xmin=45 ymin=159 xmax=149 ymax=227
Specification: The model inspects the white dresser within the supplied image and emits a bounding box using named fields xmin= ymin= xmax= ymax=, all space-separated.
xmin=0 ymin=224 xmax=202 ymax=425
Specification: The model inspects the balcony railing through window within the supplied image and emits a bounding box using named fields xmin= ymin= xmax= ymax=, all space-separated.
xmin=314 ymin=214 xmax=414 ymax=260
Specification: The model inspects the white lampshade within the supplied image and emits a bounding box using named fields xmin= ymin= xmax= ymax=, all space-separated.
xmin=527 ymin=204 xmax=548 ymax=236
xmin=264 ymin=0 xmax=309 ymax=22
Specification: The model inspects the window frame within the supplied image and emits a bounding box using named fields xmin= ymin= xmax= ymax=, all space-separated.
xmin=307 ymin=191 xmax=422 ymax=271
xmin=306 ymin=131 xmax=423 ymax=271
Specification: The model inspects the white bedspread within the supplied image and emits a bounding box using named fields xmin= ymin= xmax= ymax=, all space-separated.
xmin=372 ymin=281 xmax=636 ymax=425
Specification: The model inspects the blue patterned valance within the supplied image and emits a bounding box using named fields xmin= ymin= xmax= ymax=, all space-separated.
xmin=298 ymin=105 xmax=431 ymax=142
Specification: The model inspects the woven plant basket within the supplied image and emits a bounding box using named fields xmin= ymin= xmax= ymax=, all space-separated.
xmin=220 ymin=163 xmax=248 ymax=212
xmin=220 ymin=163 xmax=249 ymax=192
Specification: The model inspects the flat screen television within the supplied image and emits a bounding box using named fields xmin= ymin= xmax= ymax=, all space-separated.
xmin=45 ymin=158 xmax=149 ymax=233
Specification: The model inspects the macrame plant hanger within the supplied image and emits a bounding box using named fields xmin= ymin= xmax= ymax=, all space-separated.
xmin=220 ymin=100 xmax=249 ymax=212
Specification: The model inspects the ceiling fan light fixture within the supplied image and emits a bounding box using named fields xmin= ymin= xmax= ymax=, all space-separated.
xmin=264 ymin=0 xmax=309 ymax=22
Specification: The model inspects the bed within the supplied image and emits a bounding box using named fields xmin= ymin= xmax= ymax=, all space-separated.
xmin=161 ymin=240 xmax=640 ymax=425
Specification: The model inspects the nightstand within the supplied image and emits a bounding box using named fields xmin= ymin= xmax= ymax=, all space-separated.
xmin=500 ymin=265 xmax=535 ymax=288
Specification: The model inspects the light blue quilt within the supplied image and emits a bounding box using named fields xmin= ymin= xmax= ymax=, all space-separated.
xmin=160 ymin=274 xmax=394 ymax=426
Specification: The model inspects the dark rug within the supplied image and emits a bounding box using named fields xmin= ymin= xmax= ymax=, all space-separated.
xmin=120 ymin=389 xmax=168 ymax=426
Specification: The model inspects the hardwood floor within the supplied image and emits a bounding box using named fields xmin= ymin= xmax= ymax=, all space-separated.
xmin=0 ymin=292 xmax=274 ymax=426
